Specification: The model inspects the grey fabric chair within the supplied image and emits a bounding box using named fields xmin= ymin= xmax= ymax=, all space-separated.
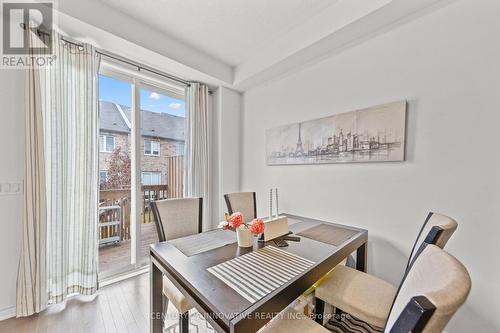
xmin=384 ymin=244 xmax=471 ymax=333
xmin=266 ymin=245 xmax=470 ymax=333
xmin=407 ymin=212 xmax=458 ymax=269
xmin=313 ymin=212 xmax=458 ymax=330
xmin=151 ymin=197 xmax=203 ymax=333
xmin=224 ymin=192 xmax=257 ymax=223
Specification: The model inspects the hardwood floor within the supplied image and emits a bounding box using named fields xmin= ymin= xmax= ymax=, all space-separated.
xmin=0 ymin=272 xmax=214 ymax=333
xmin=0 ymin=224 xmax=215 ymax=333
xmin=0 ymin=273 xmax=150 ymax=333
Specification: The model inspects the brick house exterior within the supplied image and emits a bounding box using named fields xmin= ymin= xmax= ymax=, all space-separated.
xmin=99 ymin=101 xmax=185 ymax=187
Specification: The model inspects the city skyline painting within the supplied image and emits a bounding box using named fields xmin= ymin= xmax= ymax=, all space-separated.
xmin=266 ymin=101 xmax=407 ymax=165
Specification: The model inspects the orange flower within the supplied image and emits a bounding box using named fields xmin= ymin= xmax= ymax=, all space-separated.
xmin=249 ymin=218 xmax=265 ymax=234
xmin=229 ymin=212 xmax=243 ymax=228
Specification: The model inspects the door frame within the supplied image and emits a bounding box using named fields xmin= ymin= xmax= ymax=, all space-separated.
xmin=98 ymin=60 xmax=186 ymax=280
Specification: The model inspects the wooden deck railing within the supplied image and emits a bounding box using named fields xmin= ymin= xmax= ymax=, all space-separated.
xmin=98 ymin=155 xmax=184 ymax=245
xmin=99 ymin=184 xmax=169 ymax=243
xmin=99 ymin=189 xmax=131 ymax=243
xmin=142 ymin=184 xmax=169 ymax=226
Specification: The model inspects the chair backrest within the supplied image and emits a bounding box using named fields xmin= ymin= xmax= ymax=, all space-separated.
xmin=406 ymin=212 xmax=458 ymax=271
xmin=384 ymin=244 xmax=470 ymax=333
xmin=224 ymin=192 xmax=257 ymax=223
xmin=151 ymin=197 xmax=203 ymax=241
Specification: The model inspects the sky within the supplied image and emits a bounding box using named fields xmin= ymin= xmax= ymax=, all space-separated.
xmin=99 ymin=74 xmax=186 ymax=117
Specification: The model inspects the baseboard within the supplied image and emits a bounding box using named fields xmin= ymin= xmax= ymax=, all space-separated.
xmin=0 ymin=306 xmax=16 ymax=321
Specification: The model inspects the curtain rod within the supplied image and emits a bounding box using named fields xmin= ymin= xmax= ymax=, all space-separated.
xmin=60 ymin=36 xmax=214 ymax=93
xmin=25 ymin=27 xmax=215 ymax=93
xmin=96 ymin=49 xmax=191 ymax=87
xmin=97 ymin=49 xmax=215 ymax=94
xmin=59 ymin=36 xmax=189 ymax=87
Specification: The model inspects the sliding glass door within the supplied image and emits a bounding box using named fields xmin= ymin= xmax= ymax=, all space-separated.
xmin=97 ymin=65 xmax=186 ymax=279
xmin=98 ymin=74 xmax=134 ymax=276
xmin=138 ymin=86 xmax=186 ymax=266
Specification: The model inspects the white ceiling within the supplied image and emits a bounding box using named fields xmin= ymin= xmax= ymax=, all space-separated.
xmin=60 ymin=0 xmax=451 ymax=90
xmin=99 ymin=0 xmax=338 ymax=66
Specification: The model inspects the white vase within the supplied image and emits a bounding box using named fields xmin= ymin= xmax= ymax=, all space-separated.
xmin=236 ymin=227 xmax=253 ymax=248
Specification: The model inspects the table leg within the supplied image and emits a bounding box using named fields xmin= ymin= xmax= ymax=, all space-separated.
xmin=314 ymin=298 xmax=325 ymax=325
xmin=356 ymin=242 xmax=367 ymax=272
xmin=179 ymin=312 xmax=189 ymax=333
xmin=150 ymin=258 xmax=163 ymax=333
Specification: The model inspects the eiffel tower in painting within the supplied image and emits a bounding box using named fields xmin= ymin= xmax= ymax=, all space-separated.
xmin=295 ymin=123 xmax=304 ymax=156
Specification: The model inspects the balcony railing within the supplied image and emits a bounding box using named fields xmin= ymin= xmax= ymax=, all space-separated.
xmin=98 ymin=155 xmax=184 ymax=246
xmin=98 ymin=184 xmax=170 ymax=245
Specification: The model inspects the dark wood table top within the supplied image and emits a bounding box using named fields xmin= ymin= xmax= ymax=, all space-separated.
xmin=150 ymin=213 xmax=368 ymax=332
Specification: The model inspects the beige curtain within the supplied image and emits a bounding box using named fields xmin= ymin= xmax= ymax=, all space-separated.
xmin=184 ymin=83 xmax=211 ymax=230
xmin=16 ymin=32 xmax=101 ymax=317
xmin=16 ymin=42 xmax=48 ymax=316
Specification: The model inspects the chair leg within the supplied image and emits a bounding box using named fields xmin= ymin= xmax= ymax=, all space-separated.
xmin=314 ymin=298 xmax=325 ymax=325
xmin=179 ymin=311 xmax=189 ymax=333
xmin=335 ymin=306 xmax=343 ymax=321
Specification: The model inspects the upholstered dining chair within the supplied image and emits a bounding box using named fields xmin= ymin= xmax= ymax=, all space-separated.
xmin=313 ymin=212 xmax=458 ymax=330
xmin=224 ymin=191 xmax=257 ymax=223
xmin=265 ymin=244 xmax=470 ymax=333
xmin=406 ymin=212 xmax=458 ymax=269
xmin=151 ymin=197 xmax=203 ymax=333
xmin=383 ymin=244 xmax=470 ymax=332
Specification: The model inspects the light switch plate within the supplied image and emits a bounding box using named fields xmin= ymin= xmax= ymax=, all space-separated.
xmin=10 ymin=182 xmax=21 ymax=193
xmin=0 ymin=183 xmax=10 ymax=193
xmin=0 ymin=181 xmax=23 ymax=195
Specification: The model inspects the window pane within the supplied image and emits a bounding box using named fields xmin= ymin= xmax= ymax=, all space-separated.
xmin=152 ymin=172 xmax=161 ymax=185
xmin=139 ymin=87 xmax=186 ymax=267
xmin=140 ymin=89 xmax=185 ymax=117
xmin=99 ymin=74 xmax=132 ymax=105
xmin=144 ymin=140 xmax=159 ymax=156
xmin=106 ymin=136 xmax=114 ymax=152
xmin=142 ymin=172 xmax=151 ymax=185
xmin=152 ymin=141 xmax=160 ymax=155
xmin=99 ymin=135 xmax=105 ymax=152
xmin=98 ymin=74 xmax=133 ymax=277
xmin=99 ymin=171 xmax=107 ymax=185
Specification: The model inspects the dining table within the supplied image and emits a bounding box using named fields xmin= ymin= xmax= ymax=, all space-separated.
xmin=150 ymin=213 xmax=368 ymax=333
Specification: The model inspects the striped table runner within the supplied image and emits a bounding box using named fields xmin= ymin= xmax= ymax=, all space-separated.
xmin=207 ymin=246 xmax=315 ymax=303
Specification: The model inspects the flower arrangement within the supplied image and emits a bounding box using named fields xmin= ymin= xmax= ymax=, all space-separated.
xmin=218 ymin=212 xmax=265 ymax=235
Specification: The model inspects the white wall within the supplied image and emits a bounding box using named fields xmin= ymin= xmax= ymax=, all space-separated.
xmin=212 ymin=87 xmax=242 ymax=224
xmin=241 ymin=0 xmax=500 ymax=331
xmin=0 ymin=69 xmax=25 ymax=319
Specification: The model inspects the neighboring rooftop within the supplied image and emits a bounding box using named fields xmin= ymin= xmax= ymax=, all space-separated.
xmin=99 ymin=101 xmax=129 ymax=134
xmin=99 ymin=101 xmax=185 ymax=141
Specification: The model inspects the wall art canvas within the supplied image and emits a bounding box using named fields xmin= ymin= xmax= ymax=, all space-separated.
xmin=266 ymin=101 xmax=407 ymax=165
